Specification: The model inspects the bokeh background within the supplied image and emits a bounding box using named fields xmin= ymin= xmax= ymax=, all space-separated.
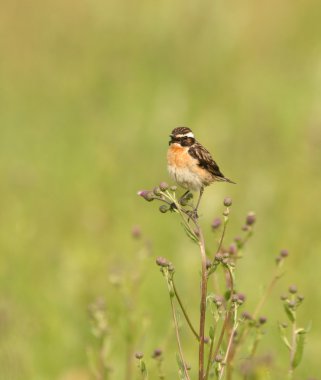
xmin=1 ymin=0 xmax=321 ymax=379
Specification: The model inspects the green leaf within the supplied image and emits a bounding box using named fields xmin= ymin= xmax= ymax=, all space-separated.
xmin=293 ymin=330 xmax=306 ymax=369
xmin=278 ymin=322 xmax=291 ymax=351
xmin=140 ymin=360 xmax=148 ymax=379
xmin=181 ymin=223 xmax=198 ymax=243
xmin=209 ymin=326 xmax=215 ymax=340
xmin=283 ymin=304 xmax=295 ymax=323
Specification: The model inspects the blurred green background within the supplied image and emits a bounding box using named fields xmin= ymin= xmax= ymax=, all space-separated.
xmin=1 ymin=0 xmax=321 ymax=379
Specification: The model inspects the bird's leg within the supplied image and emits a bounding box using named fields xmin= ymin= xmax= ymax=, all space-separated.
xmin=193 ymin=187 xmax=204 ymax=218
xmin=179 ymin=190 xmax=190 ymax=204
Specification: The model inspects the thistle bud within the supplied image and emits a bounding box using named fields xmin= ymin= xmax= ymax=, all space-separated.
xmin=159 ymin=205 xmax=169 ymax=213
xmin=153 ymin=187 xmax=162 ymax=196
xmin=224 ymin=197 xmax=232 ymax=207
xmin=211 ymin=217 xmax=222 ymax=230
xmin=156 ymin=257 xmax=170 ymax=267
xmin=159 ymin=182 xmax=169 ymax=191
xmin=289 ymin=285 xmax=297 ymax=294
xmin=135 ymin=352 xmax=144 ymax=359
xmin=280 ymin=249 xmax=289 ymax=258
xmin=246 ymin=212 xmax=256 ymax=226
xmin=259 ymin=316 xmax=267 ymax=324
xmin=137 ymin=190 xmax=154 ymax=201
xmin=152 ymin=348 xmax=162 ymax=358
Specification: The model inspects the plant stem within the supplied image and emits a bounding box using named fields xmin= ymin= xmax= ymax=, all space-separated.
xmin=204 ymin=325 xmax=216 ymax=380
xmin=212 ymin=217 xmax=228 ymax=264
xmin=230 ymin=267 xmax=283 ymax=365
xmin=218 ymin=321 xmax=239 ymax=380
xmin=252 ymin=270 xmax=282 ymax=319
xmin=172 ymin=278 xmax=200 ymax=341
xmin=169 ymin=295 xmax=191 ymax=380
xmin=211 ymin=266 xmax=234 ymax=365
xmin=195 ymin=221 xmax=208 ymax=380
xmin=289 ymin=314 xmax=296 ymax=378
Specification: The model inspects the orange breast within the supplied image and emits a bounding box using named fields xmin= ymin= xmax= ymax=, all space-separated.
xmin=167 ymin=144 xmax=190 ymax=168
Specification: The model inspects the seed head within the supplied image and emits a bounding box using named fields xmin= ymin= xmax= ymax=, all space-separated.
xmin=169 ymin=185 xmax=177 ymax=191
xmin=215 ymin=354 xmax=223 ymax=363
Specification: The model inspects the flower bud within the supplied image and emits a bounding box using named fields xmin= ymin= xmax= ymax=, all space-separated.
xmin=241 ymin=311 xmax=252 ymax=320
xmin=152 ymin=348 xmax=162 ymax=358
xmin=259 ymin=316 xmax=267 ymax=324
xmin=131 ymin=225 xmax=142 ymax=239
xmin=137 ymin=190 xmax=154 ymax=201
xmin=228 ymin=243 xmax=237 ymax=255
xmin=169 ymin=185 xmax=177 ymax=191
xmin=280 ymin=249 xmax=289 ymax=258
xmin=153 ymin=187 xmax=162 ymax=196
xmin=156 ymin=257 xmax=170 ymax=267
xmin=159 ymin=182 xmax=169 ymax=191
xmin=135 ymin=352 xmax=144 ymax=359
xmin=224 ymin=197 xmax=232 ymax=207
xmin=215 ymin=354 xmax=223 ymax=363
xmin=289 ymin=285 xmax=297 ymax=294
xmin=211 ymin=217 xmax=222 ymax=230
xmin=246 ymin=212 xmax=256 ymax=226
xmin=159 ymin=205 xmax=169 ymax=213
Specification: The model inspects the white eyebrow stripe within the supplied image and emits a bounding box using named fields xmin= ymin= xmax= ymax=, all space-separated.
xmin=176 ymin=132 xmax=194 ymax=138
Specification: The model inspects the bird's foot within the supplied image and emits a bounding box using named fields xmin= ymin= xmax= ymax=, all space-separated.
xmin=170 ymin=202 xmax=177 ymax=211
xmin=179 ymin=192 xmax=193 ymax=206
xmin=187 ymin=208 xmax=199 ymax=221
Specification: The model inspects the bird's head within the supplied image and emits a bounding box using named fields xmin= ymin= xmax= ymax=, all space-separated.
xmin=169 ymin=127 xmax=196 ymax=147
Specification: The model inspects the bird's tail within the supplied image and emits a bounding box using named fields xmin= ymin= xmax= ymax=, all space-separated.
xmin=216 ymin=176 xmax=236 ymax=184
xmin=224 ymin=177 xmax=236 ymax=184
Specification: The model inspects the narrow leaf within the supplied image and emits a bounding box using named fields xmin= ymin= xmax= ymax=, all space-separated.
xmin=283 ymin=304 xmax=295 ymax=323
xmin=293 ymin=331 xmax=306 ymax=369
xmin=278 ymin=323 xmax=291 ymax=351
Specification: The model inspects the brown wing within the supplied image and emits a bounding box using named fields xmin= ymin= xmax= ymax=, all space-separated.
xmin=189 ymin=142 xmax=235 ymax=183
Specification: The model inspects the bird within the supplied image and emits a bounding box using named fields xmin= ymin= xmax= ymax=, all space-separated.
xmin=167 ymin=126 xmax=235 ymax=213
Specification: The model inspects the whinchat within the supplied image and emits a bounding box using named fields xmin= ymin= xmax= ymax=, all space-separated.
xmin=167 ymin=126 xmax=235 ymax=212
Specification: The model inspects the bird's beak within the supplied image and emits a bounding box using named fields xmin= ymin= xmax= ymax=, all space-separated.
xmin=169 ymin=134 xmax=174 ymax=145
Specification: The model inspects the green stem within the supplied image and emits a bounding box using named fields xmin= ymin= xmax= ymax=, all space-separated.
xmin=169 ymin=295 xmax=191 ymax=380
xmin=172 ymin=278 xmax=200 ymax=341
xmin=196 ymin=223 xmax=208 ymax=380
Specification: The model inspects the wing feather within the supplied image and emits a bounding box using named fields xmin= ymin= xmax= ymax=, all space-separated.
xmin=189 ymin=142 xmax=235 ymax=183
